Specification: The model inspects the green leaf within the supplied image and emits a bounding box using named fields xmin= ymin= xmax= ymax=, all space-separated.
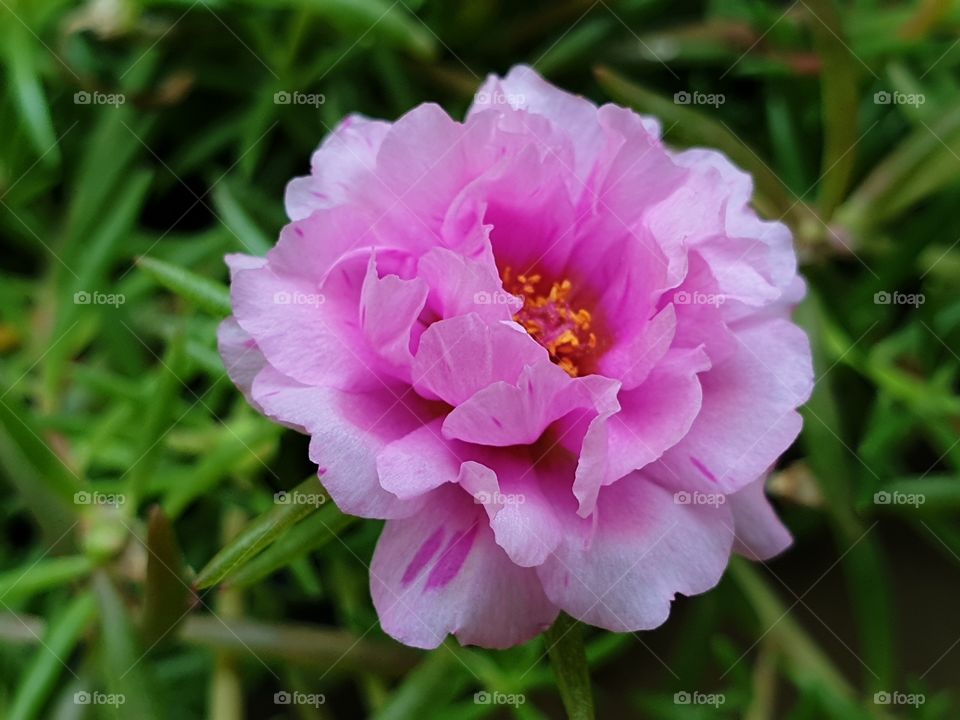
xmin=136 ymin=256 xmax=233 ymax=316
xmin=544 ymin=613 xmax=595 ymax=720
xmin=93 ymin=572 xmax=161 ymax=720
xmin=865 ymin=475 xmax=960 ymax=512
xmin=371 ymin=647 xmax=466 ymax=720
xmin=7 ymin=593 xmax=96 ymax=720
xmin=5 ymin=23 xmax=59 ymax=166
xmin=0 ymin=556 xmax=93 ymax=606
xmin=141 ymin=505 xmax=190 ymax=648
xmin=805 ymin=0 xmax=861 ymax=219
xmin=227 ymin=500 xmax=355 ymax=587
xmin=211 ymin=179 xmax=273 ymax=256
xmin=180 ymin=615 xmax=419 ymax=677
xmin=193 ymin=475 xmax=325 ymax=588
xmin=239 ymin=0 xmax=437 ymax=60
xmin=728 ymin=559 xmax=857 ymax=706
xmin=125 ymin=329 xmax=188 ymax=508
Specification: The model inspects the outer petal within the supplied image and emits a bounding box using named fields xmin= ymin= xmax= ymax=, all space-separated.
xmin=538 ymin=475 xmax=733 ymax=632
xmin=729 ymin=477 xmax=792 ymax=560
xmin=217 ymin=317 xmax=267 ymax=410
xmin=469 ymin=64 xmax=606 ymax=183
xmin=251 ymin=366 xmax=438 ymax=519
xmin=652 ymin=318 xmax=813 ymax=495
xmin=648 ymin=147 xmax=797 ymax=316
xmin=285 ymin=114 xmax=391 ymax=220
xmin=371 ymin=485 xmax=559 ymax=649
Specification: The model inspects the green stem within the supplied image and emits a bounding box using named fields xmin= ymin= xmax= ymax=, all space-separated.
xmin=544 ymin=613 xmax=595 ymax=720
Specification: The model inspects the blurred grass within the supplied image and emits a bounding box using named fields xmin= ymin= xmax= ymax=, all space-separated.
xmin=1 ymin=0 xmax=959 ymax=718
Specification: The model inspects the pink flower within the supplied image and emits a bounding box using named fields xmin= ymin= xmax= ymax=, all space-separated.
xmin=219 ymin=66 xmax=813 ymax=649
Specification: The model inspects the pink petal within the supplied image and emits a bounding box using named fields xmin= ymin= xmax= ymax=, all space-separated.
xmin=377 ymin=421 xmax=463 ymax=500
xmin=538 ymin=474 xmax=733 ymax=632
xmin=360 ymin=254 xmax=429 ymax=377
xmin=459 ymin=455 xmax=564 ymax=567
xmin=285 ymin=114 xmax=390 ymax=221
xmin=411 ymin=314 xmax=546 ymax=405
xmin=442 ymin=361 xmax=574 ymax=446
xmin=216 ymin=317 xmax=267 ymax=410
xmin=252 ymin=366 xmax=438 ymax=519
xmin=371 ymin=485 xmax=558 ymax=649
xmin=729 ymin=477 xmax=793 ymax=560
xmin=652 ymin=318 xmax=813 ymax=495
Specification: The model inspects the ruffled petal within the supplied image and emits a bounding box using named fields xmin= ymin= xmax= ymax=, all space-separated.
xmin=729 ymin=477 xmax=793 ymax=560
xmin=371 ymin=485 xmax=558 ymax=648
xmin=251 ymin=366 xmax=439 ymax=519
xmin=538 ymin=475 xmax=733 ymax=632
xmin=651 ymin=318 xmax=813 ymax=495
xmin=411 ymin=314 xmax=546 ymax=405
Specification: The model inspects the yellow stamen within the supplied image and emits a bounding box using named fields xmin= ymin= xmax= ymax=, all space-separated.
xmin=501 ymin=267 xmax=599 ymax=377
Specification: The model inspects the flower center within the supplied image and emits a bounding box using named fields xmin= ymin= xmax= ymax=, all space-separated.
xmin=502 ymin=267 xmax=597 ymax=377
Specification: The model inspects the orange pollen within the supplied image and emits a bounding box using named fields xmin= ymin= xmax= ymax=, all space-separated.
xmin=502 ymin=267 xmax=597 ymax=377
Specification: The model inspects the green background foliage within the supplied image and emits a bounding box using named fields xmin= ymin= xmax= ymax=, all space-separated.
xmin=1 ymin=0 xmax=959 ymax=717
